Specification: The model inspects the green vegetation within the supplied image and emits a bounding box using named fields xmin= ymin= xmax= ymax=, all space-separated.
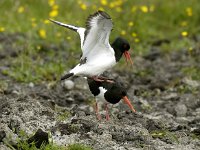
xmin=56 ymin=109 xmax=71 ymax=122
xmin=182 ymin=67 xmax=200 ymax=81
xmin=151 ymin=130 xmax=179 ymax=143
xmin=7 ymin=139 xmax=92 ymax=150
xmin=0 ymin=0 xmax=199 ymax=83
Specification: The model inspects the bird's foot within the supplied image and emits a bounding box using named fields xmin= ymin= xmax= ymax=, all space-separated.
xmin=96 ymin=114 xmax=102 ymax=120
xmin=91 ymin=76 xmax=114 ymax=83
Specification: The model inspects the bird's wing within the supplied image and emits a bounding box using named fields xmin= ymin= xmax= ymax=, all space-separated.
xmin=81 ymin=11 xmax=113 ymax=59
xmin=49 ymin=19 xmax=86 ymax=49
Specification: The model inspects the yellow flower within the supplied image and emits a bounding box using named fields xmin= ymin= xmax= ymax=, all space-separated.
xmin=186 ymin=7 xmax=192 ymax=16
xmin=56 ymin=32 xmax=61 ymax=37
xmin=109 ymin=2 xmax=115 ymax=8
xmin=100 ymin=0 xmax=107 ymax=6
xmin=98 ymin=7 xmax=104 ymax=11
xmin=114 ymin=0 xmax=123 ymax=6
xmin=52 ymin=4 xmax=59 ymax=10
xmin=32 ymin=23 xmax=37 ymax=27
xmin=121 ymin=30 xmax=126 ymax=35
xmin=18 ymin=6 xmax=25 ymax=13
xmin=31 ymin=18 xmax=36 ymax=22
xmin=44 ymin=19 xmax=50 ymax=24
xmin=37 ymin=45 xmax=41 ymax=50
xmin=140 ymin=5 xmax=148 ymax=13
xmin=67 ymin=36 xmax=71 ymax=40
xmin=116 ymin=7 xmax=122 ymax=12
xmin=49 ymin=10 xmax=58 ymax=18
xmin=39 ymin=29 xmax=46 ymax=39
xmin=181 ymin=31 xmax=188 ymax=37
xmin=48 ymin=0 xmax=55 ymax=6
xmin=78 ymin=0 xmax=82 ymax=5
xmin=180 ymin=21 xmax=188 ymax=27
xmin=0 ymin=27 xmax=5 ymax=32
xmin=128 ymin=21 xmax=134 ymax=27
xmin=134 ymin=38 xmax=140 ymax=43
xmin=132 ymin=32 xmax=137 ymax=37
xmin=188 ymin=47 xmax=193 ymax=52
xmin=80 ymin=3 xmax=87 ymax=10
xmin=131 ymin=6 xmax=137 ymax=13
xmin=149 ymin=5 xmax=155 ymax=12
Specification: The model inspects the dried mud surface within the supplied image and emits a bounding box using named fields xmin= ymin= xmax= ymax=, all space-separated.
xmin=0 ymin=33 xmax=200 ymax=150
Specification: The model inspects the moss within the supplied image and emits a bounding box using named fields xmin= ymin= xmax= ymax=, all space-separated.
xmin=150 ymin=130 xmax=179 ymax=143
xmin=56 ymin=109 xmax=71 ymax=122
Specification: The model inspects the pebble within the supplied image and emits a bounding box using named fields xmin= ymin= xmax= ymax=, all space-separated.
xmin=175 ymin=103 xmax=187 ymax=117
xmin=62 ymin=80 xmax=75 ymax=90
xmin=29 ymin=82 xmax=34 ymax=88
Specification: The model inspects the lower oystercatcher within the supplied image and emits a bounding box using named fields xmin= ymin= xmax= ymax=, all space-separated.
xmin=50 ymin=11 xmax=133 ymax=82
xmin=87 ymin=78 xmax=136 ymax=120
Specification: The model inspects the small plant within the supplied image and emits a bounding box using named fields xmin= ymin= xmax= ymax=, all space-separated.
xmin=150 ymin=130 xmax=179 ymax=143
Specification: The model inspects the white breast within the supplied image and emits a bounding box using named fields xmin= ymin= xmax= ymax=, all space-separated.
xmin=96 ymin=87 xmax=107 ymax=102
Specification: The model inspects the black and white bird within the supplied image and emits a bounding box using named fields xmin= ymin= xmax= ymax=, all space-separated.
xmin=50 ymin=11 xmax=133 ymax=82
xmin=87 ymin=78 xmax=136 ymax=120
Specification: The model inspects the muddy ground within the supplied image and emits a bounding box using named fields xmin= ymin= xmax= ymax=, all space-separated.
xmin=0 ymin=33 xmax=200 ymax=150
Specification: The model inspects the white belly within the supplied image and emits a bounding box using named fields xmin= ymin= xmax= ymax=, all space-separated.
xmin=70 ymin=53 xmax=116 ymax=76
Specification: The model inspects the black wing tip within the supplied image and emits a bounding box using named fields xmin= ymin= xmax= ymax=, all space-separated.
xmin=60 ymin=73 xmax=74 ymax=80
xmin=86 ymin=10 xmax=111 ymax=25
xmin=85 ymin=10 xmax=111 ymax=31
xmin=97 ymin=10 xmax=111 ymax=19
xmin=89 ymin=10 xmax=111 ymax=20
xmin=49 ymin=18 xmax=56 ymax=23
xmin=49 ymin=19 xmax=60 ymax=25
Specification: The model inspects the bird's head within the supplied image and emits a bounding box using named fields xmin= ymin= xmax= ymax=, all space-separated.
xmin=112 ymin=37 xmax=133 ymax=65
xmin=104 ymin=83 xmax=136 ymax=112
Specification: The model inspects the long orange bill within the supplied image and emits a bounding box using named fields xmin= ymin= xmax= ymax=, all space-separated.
xmin=124 ymin=51 xmax=133 ymax=66
xmin=122 ymin=96 xmax=136 ymax=112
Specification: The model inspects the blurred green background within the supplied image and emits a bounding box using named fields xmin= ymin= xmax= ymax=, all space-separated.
xmin=0 ymin=0 xmax=199 ymax=83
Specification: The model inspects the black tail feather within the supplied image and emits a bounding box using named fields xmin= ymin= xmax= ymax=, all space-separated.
xmin=61 ymin=73 xmax=74 ymax=80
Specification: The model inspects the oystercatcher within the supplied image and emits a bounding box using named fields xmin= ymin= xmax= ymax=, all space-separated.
xmin=87 ymin=78 xmax=136 ymax=120
xmin=50 ymin=11 xmax=133 ymax=82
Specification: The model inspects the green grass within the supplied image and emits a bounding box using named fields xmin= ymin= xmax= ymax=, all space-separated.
xmin=0 ymin=0 xmax=200 ymax=83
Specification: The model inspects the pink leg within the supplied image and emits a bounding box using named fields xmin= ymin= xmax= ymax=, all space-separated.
xmin=91 ymin=76 xmax=105 ymax=82
xmin=94 ymin=102 xmax=101 ymax=120
xmin=105 ymin=103 xmax=110 ymax=121
xmin=91 ymin=76 xmax=114 ymax=83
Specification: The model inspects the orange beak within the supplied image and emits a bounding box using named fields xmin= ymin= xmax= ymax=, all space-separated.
xmin=122 ymin=96 xmax=136 ymax=112
xmin=124 ymin=51 xmax=133 ymax=66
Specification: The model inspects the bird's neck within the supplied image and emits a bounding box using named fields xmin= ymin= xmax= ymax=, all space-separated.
xmin=114 ymin=48 xmax=123 ymax=62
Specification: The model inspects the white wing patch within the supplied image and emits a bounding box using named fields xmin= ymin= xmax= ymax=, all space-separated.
xmin=82 ymin=11 xmax=113 ymax=59
xmin=77 ymin=28 xmax=86 ymax=49
xmin=96 ymin=87 xmax=107 ymax=102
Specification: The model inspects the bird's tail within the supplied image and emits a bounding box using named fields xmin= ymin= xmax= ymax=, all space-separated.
xmin=61 ymin=73 xmax=74 ymax=80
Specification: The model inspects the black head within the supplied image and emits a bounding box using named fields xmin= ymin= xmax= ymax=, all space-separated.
xmin=112 ymin=37 xmax=133 ymax=64
xmin=112 ymin=37 xmax=130 ymax=53
xmin=104 ymin=83 xmax=127 ymax=104
xmin=104 ymin=83 xmax=135 ymax=112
